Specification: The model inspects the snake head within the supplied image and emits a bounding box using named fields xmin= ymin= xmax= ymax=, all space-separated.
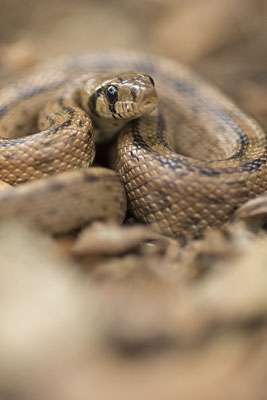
xmin=81 ymin=71 xmax=158 ymax=123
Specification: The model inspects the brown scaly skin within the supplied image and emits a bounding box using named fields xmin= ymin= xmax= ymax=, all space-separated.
xmin=0 ymin=168 xmax=127 ymax=234
xmin=0 ymin=51 xmax=266 ymax=240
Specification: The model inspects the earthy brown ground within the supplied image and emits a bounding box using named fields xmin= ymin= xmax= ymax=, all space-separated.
xmin=1 ymin=1 xmax=267 ymax=399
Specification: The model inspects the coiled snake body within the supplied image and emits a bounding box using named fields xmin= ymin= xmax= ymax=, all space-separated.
xmin=0 ymin=51 xmax=266 ymax=242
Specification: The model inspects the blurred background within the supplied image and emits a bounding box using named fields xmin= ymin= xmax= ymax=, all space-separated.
xmin=1 ymin=0 xmax=267 ymax=126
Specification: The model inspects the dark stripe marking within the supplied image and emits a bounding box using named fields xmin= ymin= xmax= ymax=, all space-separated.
xmin=88 ymin=88 xmax=103 ymax=117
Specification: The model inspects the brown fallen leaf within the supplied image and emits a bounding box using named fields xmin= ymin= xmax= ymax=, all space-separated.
xmin=71 ymin=221 xmax=179 ymax=258
xmin=234 ymin=193 xmax=267 ymax=233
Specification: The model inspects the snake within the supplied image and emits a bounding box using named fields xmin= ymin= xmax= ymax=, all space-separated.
xmin=0 ymin=51 xmax=266 ymax=243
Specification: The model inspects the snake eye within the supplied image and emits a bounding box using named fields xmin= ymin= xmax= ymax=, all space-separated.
xmin=105 ymin=85 xmax=118 ymax=104
xmin=148 ymin=76 xmax=155 ymax=87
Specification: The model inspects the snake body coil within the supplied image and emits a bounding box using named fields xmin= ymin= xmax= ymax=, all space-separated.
xmin=0 ymin=51 xmax=266 ymax=241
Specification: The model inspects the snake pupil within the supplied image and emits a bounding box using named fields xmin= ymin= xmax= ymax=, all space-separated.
xmin=105 ymin=85 xmax=118 ymax=104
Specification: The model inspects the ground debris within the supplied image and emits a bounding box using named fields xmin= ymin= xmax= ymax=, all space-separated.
xmin=71 ymin=221 xmax=170 ymax=257
xmin=0 ymin=220 xmax=267 ymax=399
xmin=178 ymin=221 xmax=258 ymax=280
xmin=234 ymin=193 xmax=267 ymax=233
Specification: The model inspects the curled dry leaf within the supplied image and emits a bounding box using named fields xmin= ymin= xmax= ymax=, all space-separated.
xmin=71 ymin=221 xmax=179 ymax=258
xmin=234 ymin=193 xmax=267 ymax=232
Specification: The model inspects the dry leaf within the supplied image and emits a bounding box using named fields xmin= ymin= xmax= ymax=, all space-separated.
xmin=234 ymin=193 xmax=267 ymax=232
xmin=72 ymin=222 xmax=169 ymax=257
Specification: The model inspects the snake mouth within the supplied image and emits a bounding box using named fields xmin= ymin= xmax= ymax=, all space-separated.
xmin=142 ymin=97 xmax=158 ymax=115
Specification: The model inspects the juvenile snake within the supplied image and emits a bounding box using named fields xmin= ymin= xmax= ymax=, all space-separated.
xmin=0 ymin=51 xmax=266 ymax=242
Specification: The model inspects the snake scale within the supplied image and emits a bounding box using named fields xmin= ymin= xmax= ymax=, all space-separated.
xmin=0 ymin=51 xmax=266 ymax=242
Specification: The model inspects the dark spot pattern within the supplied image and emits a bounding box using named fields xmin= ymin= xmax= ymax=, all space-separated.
xmin=83 ymin=173 xmax=99 ymax=183
xmin=49 ymin=182 xmax=66 ymax=192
